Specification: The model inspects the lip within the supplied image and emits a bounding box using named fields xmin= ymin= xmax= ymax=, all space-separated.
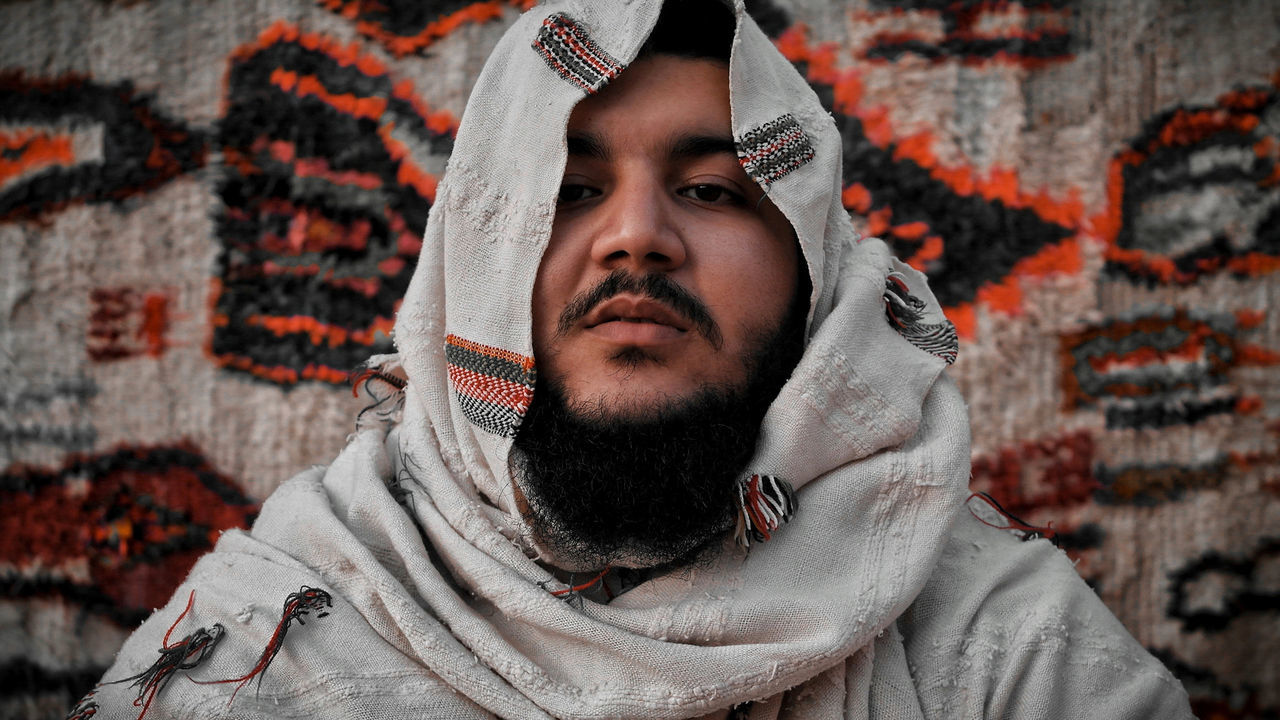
xmin=582 ymin=296 xmax=689 ymax=345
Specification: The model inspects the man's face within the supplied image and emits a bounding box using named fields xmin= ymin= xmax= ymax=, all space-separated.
xmin=532 ymin=55 xmax=802 ymax=419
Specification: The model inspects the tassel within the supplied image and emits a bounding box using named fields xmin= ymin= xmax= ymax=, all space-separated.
xmin=348 ymin=355 xmax=406 ymax=396
xmin=195 ymin=586 xmax=332 ymax=705
xmin=349 ymin=354 xmax=407 ymax=430
xmin=734 ymin=474 xmax=798 ymax=548
xmin=548 ymin=565 xmax=611 ymax=598
xmin=102 ymin=590 xmax=224 ymax=720
xmin=538 ymin=565 xmax=613 ymax=608
xmin=883 ymin=271 xmax=927 ymax=328
xmin=65 ymin=688 xmax=98 ymax=720
xmin=967 ymin=492 xmax=1059 ymax=545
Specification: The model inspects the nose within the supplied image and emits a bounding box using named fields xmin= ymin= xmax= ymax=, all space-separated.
xmin=589 ymin=179 xmax=687 ymax=272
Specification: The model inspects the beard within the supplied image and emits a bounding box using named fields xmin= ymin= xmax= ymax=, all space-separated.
xmin=512 ymin=281 xmax=808 ymax=571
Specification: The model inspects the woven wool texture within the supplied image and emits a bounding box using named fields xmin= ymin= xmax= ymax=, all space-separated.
xmin=0 ymin=0 xmax=1276 ymax=718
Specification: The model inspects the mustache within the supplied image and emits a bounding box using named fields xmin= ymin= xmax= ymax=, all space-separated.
xmin=556 ymin=270 xmax=723 ymax=349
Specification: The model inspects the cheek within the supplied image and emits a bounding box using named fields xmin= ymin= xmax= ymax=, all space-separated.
xmin=531 ymin=224 xmax=593 ymax=356
xmin=699 ymin=233 xmax=798 ymax=330
xmin=531 ymin=255 xmax=569 ymax=355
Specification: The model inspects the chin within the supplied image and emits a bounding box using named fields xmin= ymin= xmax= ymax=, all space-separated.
xmin=566 ymin=389 xmax=687 ymax=422
xmin=548 ymin=350 xmax=747 ymax=420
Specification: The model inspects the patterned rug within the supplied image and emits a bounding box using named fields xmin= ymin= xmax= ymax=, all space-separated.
xmin=1 ymin=0 xmax=1277 ymax=717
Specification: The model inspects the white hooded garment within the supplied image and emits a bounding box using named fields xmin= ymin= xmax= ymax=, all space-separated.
xmin=87 ymin=1 xmax=1194 ymax=718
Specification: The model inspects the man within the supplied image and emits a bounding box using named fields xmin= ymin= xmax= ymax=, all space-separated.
xmin=83 ymin=1 xmax=1194 ymax=718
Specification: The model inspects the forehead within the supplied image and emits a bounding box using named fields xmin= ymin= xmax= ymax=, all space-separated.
xmin=565 ymin=56 xmax=733 ymax=149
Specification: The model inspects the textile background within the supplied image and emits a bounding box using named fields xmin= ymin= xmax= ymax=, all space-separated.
xmin=1 ymin=0 xmax=1277 ymax=717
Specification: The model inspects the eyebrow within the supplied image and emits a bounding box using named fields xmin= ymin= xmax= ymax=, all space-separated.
xmin=669 ymin=134 xmax=738 ymax=161
xmin=565 ymin=132 xmax=740 ymax=163
xmin=566 ymin=133 xmax=609 ymax=160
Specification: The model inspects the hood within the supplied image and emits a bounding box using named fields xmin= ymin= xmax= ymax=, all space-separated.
xmin=393 ymin=0 xmax=960 ymax=518
xmin=369 ymin=0 xmax=972 ymax=715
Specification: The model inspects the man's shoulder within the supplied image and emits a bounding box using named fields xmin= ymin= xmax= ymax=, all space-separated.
xmin=897 ymin=511 xmax=1193 ymax=719
xmin=907 ymin=508 xmax=1097 ymax=633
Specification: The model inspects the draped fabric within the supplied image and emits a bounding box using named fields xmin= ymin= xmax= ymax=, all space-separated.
xmin=88 ymin=2 xmax=1193 ymax=718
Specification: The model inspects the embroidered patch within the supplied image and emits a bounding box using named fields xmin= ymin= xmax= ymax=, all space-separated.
xmin=736 ymin=114 xmax=815 ymax=186
xmin=884 ymin=273 xmax=959 ymax=365
xmin=531 ymin=12 xmax=623 ymax=95
xmin=445 ymin=334 xmax=537 ymax=437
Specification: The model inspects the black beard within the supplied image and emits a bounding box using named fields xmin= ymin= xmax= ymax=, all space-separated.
xmin=512 ymin=290 xmax=808 ymax=570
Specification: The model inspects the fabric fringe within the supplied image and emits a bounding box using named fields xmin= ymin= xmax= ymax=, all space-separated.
xmin=966 ymin=492 xmax=1059 ymax=545
xmin=102 ymin=590 xmax=224 ymax=720
xmin=194 ymin=586 xmax=333 ymax=705
xmin=65 ymin=689 xmax=98 ymax=720
xmin=350 ymin=354 xmax=407 ymax=431
xmin=734 ymin=474 xmax=798 ymax=548
xmin=538 ymin=565 xmax=613 ymax=608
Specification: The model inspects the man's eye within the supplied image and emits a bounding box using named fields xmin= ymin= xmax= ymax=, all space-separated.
xmin=679 ymin=184 xmax=744 ymax=205
xmin=558 ymin=184 xmax=600 ymax=204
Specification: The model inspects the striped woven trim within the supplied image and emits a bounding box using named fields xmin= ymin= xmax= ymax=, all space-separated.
xmin=884 ymin=273 xmax=959 ymax=365
xmin=899 ymin=321 xmax=959 ymax=365
xmin=734 ymin=474 xmax=798 ymax=548
xmin=531 ymin=12 xmax=623 ymax=95
xmin=444 ymin=334 xmax=536 ymax=438
xmin=736 ymin=114 xmax=815 ymax=186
